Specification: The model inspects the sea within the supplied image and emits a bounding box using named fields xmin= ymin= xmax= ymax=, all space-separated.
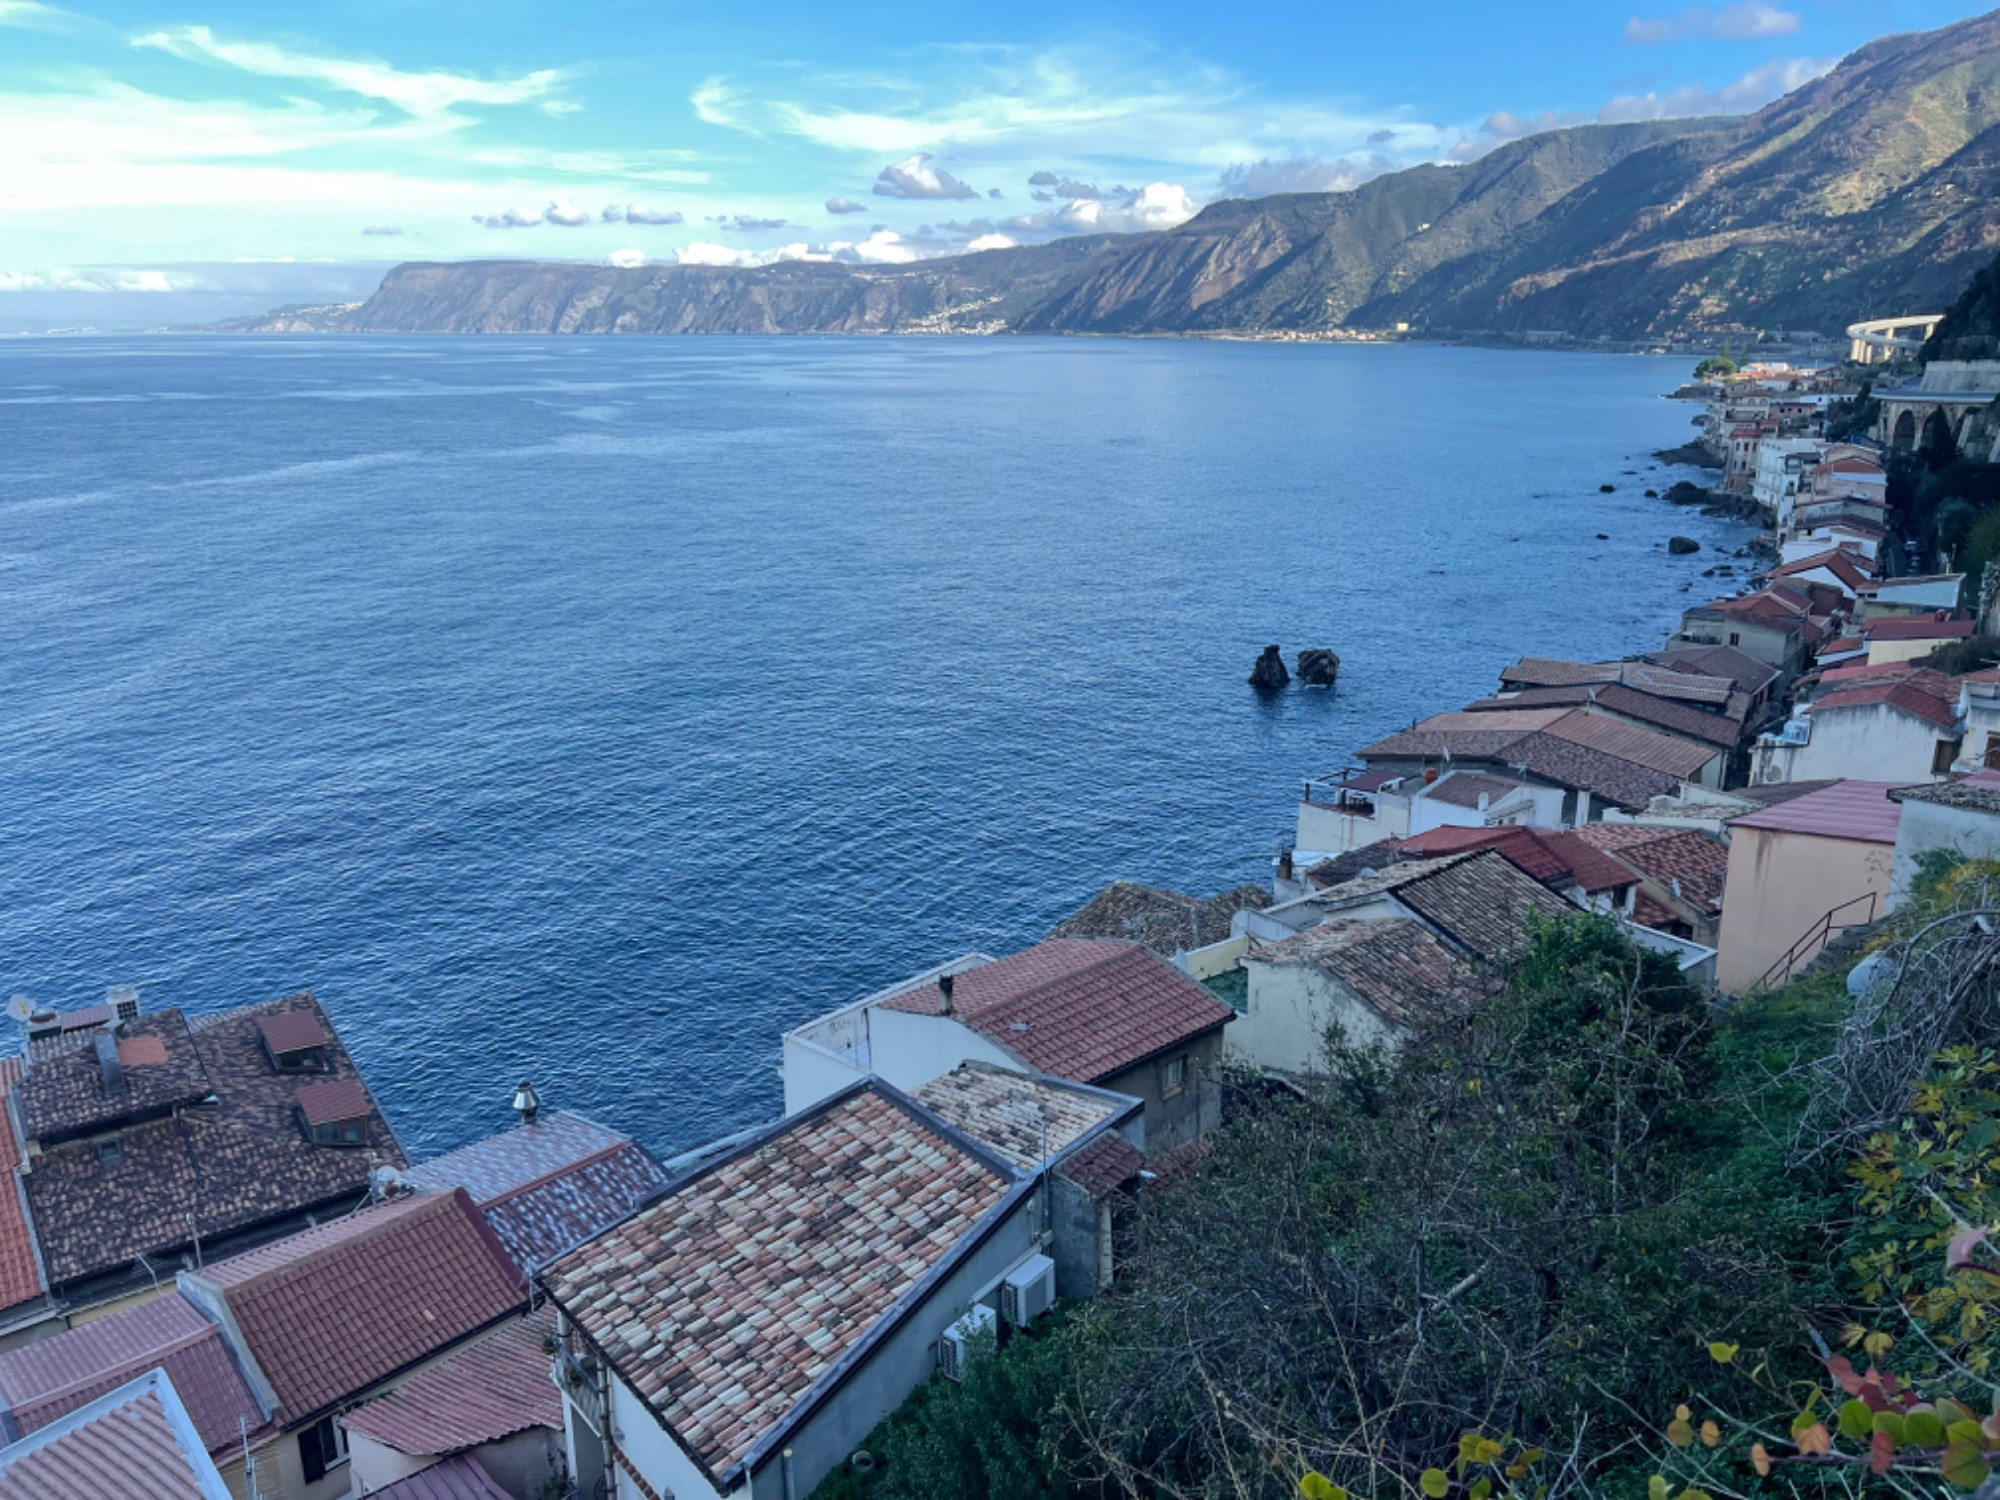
xmin=0 ymin=335 xmax=1753 ymax=1159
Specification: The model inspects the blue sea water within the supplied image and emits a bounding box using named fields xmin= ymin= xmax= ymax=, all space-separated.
xmin=0 ymin=335 xmax=1750 ymax=1159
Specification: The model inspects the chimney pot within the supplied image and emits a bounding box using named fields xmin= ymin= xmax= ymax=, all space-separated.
xmin=938 ymin=973 xmax=955 ymax=1017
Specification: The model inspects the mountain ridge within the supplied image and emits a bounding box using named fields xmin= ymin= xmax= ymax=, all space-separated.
xmin=218 ymin=7 xmax=2000 ymax=342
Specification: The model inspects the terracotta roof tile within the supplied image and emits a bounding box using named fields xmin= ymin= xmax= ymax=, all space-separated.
xmin=1472 ymin=684 xmax=1746 ymax=748
xmin=1055 ymin=1132 xmax=1147 ymax=1198
xmin=1049 ymin=882 xmax=1269 ymax=956
xmin=0 ymin=1293 xmax=267 ymax=1458
xmin=0 ymin=1371 xmax=230 ymax=1500
xmin=0 ymin=1062 xmax=43 ymax=1315
xmin=543 ymin=1086 xmax=1012 ymax=1485
xmin=19 ymin=994 xmax=404 ymax=1290
xmin=913 ymin=1063 xmax=1122 ymax=1171
xmin=879 ymin=940 xmax=1234 ymax=1085
xmin=1812 ymin=681 xmax=1962 ymax=731
xmin=1360 ymin=709 xmax=1707 ymax=810
xmin=1245 ymin=919 xmax=1493 ymax=1026
xmin=1599 ymin=831 xmax=1731 ymax=912
xmin=183 ymin=1189 xmax=522 ymax=1423
xmin=405 ymin=1113 xmax=670 ymax=1274
xmin=1396 ymin=826 xmax=1572 ymax=883
xmin=1865 ymin=615 xmax=1974 ymax=641
xmin=16 ymin=1012 xmax=213 ymax=1147
xmin=1314 ymin=851 xmax=1575 ymax=962
xmin=253 ymin=1013 xmax=328 ymax=1055
xmin=341 ymin=1308 xmax=559 ymax=1457
xmin=1644 ymin=646 xmax=1779 ymax=695
xmin=1419 ymin=772 xmax=1532 ymax=809
xmin=365 ymin=1454 xmax=514 ymax=1500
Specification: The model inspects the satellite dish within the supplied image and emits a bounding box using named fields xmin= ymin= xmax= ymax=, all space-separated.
xmin=5 ymin=996 xmax=34 ymax=1025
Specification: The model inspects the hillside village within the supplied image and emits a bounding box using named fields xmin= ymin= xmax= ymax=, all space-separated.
xmin=5 ymin=290 xmax=2000 ymax=1500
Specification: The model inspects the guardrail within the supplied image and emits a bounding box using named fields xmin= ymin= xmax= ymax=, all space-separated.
xmin=1757 ymin=891 xmax=1879 ymax=989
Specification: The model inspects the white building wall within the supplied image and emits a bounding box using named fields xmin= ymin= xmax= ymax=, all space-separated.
xmin=781 ymin=1037 xmax=868 ymax=1115
xmin=1890 ymin=801 xmax=2000 ymax=910
xmin=1296 ymin=795 xmax=1409 ymax=857
xmin=1228 ymin=964 xmax=1401 ymax=1075
xmin=611 ymin=1377 xmax=731 ymax=1499
xmin=1757 ymin=704 xmax=1952 ymax=785
xmin=861 ymin=1009 xmax=1019 ymax=1094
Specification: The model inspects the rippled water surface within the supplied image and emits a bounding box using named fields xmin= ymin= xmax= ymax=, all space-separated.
xmin=0 ymin=335 xmax=1748 ymax=1157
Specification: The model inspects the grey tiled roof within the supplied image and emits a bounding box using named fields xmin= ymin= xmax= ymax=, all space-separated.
xmin=1050 ymin=881 xmax=1270 ymax=955
xmin=913 ymin=1062 xmax=1122 ymax=1171
xmin=1245 ymin=919 xmax=1494 ymax=1026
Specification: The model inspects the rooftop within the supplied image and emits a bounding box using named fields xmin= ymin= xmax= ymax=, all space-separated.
xmin=1055 ymin=1131 xmax=1148 ymax=1198
xmin=15 ymin=1010 xmax=213 ymax=1147
xmin=1357 ymin=710 xmax=1705 ymax=810
xmin=542 ymin=1084 xmax=1015 ymax=1487
xmin=0 ymin=1369 xmax=230 ymax=1500
xmin=1811 ymin=680 xmax=1962 ymax=731
xmin=1470 ymin=683 xmax=1746 ymax=748
xmin=1644 ymin=645 xmax=1780 ymax=695
xmin=1243 ymin=919 xmax=1492 ymax=1027
xmin=0 ymin=1061 xmax=43 ymax=1316
xmin=1729 ymin=780 xmax=1907 ymax=844
xmin=182 ymin=1188 xmax=522 ymax=1424
xmin=20 ymin=993 xmax=405 ymax=1290
xmin=1313 ymin=851 xmax=1576 ymax=962
xmin=1597 ymin=830 xmax=1730 ymax=912
xmin=1418 ymin=771 xmax=1533 ymax=808
xmin=404 ymin=1111 xmax=670 ymax=1274
xmin=1864 ymin=614 xmax=1974 ymax=641
xmin=1890 ymin=781 xmax=2000 ymax=814
xmin=1048 ymin=881 xmax=1270 ymax=957
xmin=364 ymin=1454 xmax=513 ymax=1500
xmin=340 ymin=1307 xmax=560 ymax=1458
xmin=878 ymin=939 xmax=1234 ymax=1085
xmin=0 ymin=1291 xmax=266 ymax=1458
xmin=911 ymin=1062 xmax=1128 ymax=1172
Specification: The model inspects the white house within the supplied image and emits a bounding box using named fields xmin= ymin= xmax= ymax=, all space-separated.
xmin=1292 ymin=767 xmax=1562 ymax=862
xmin=543 ymin=1077 xmax=1140 ymax=1500
xmin=1754 ymin=678 xmax=1963 ymax=785
xmin=1887 ymin=779 xmax=2000 ymax=909
xmin=1751 ymin=438 xmax=1823 ymax=527
xmin=1955 ymin=669 xmax=2000 ymax=771
xmin=781 ymin=937 xmax=1235 ymax=1154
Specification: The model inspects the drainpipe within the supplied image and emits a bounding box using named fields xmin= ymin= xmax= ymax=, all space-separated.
xmin=783 ymin=1447 xmax=798 ymax=1500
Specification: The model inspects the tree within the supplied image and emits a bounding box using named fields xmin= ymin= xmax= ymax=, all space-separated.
xmin=1695 ymin=357 xmax=1738 ymax=381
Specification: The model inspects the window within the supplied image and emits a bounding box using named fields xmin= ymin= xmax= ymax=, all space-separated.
xmin=273 ymin=1045 xmax=328 ymax=1073
xmin=1161 ymin=1055 xmax=1188 ymax=1099
xmin=310 ymin=1117 xmax=368 ymax=1147
xmin=94 ymin=1137 xmax=121 ymax=1165
xmin=1727 ymin=632 xmax=1741 ymax=647
xmin=298 ymin=1414 xmax=348 ymax=1484
xmin=1935 ymin=738 xmax=1964 ymax=774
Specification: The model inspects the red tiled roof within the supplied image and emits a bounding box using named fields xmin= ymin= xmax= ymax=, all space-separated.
xmin=1567 ymin=823 xmax=1675 ymax=853
xmin=1729 ymin=780 xmax=1907 ymax=844
xmin=1812 ymin=681 xmax=1962 ymax=731
xmin=1772 ymin=549 xmax=1875 ymax=589
xmin=1601 ymin=830 xmax=1731 ymax=912
xmin=341 ymin=1309 xmax=558 ymax=1457
xmin=0 ymin=1293 xmax=266 ymax=1458
xmin=1631 ymin=891 xmax=1684 ymax=931
xmin=404 ymin=1113 xmax=670 ymax=1274
xmin=1865 ymin=614 xmax=1974 ymax=641
xmin=253 ymin=1012 xmax=328 ymax=1054
xmin=0 ymin=1060 xmax=43 ymax=1314
xmin=1539 ymin=831 xmax=1649 ymax=894
xmin=543 ymin=1086 xmax=1012 ymax=1485
xmin=913 ymin=1063 xmax=1124 ymax=1172
xmin=0 ymin=1372 xmax=229 ymax=1500
xmin=1540 ymin=710 xmax=1717 ymax=776
xmin=879 ymin=939 xmax=1233 ymax=1084
xmin=1055 ymin=1132 xmax=1147 ymax=1198
xmin=364 ymin=1454 xmax=513 ymax=1500
xmin=1397 ymin=825 xmax=1569 ymax=881
xmin=294 ymin=1077 xmax=371 ymax=1125
xmin=183 ymin=1189 xmax=523 ymax=1423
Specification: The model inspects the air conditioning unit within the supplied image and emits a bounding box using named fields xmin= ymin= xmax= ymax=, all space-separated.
xmin=939 ymin=1304 xmax=997 ymax=1383
xmin=1000 ymin=1254 xmax=1056 ymax=1327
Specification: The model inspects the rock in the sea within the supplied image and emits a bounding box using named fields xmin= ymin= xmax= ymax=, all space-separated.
xmin=1644 ymin=488 xmax=1659 ymax=498
xmin=1249 ymin=645 xmax=1290 ymax=691
xmin=1600 ymin=483 xmax=1616 ymax=493
xmin=1595 ymin=532 xmax=1610 ymax=540
xmin=1668 ymin=535 xmax=1701 ymax=555
xmin=1664 ymin=481 xmax=1708 ymax=507
xmin=1295 ymin=648 xmax=1340 ymax=687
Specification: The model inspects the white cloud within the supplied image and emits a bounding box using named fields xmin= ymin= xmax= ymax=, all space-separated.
xmin=625 ymin=203 xmax=683 ymax=224
xmin=873 ymin=153 xmax=978 ymax=200
xmin=472 ymin=206 xmax=542 ymax=228
xmin=1625 ymin=4 xmax=1800 ymax=43
xmin=675 ymin=240 xmax=749 ymax=266
xmin=825 ymin=195 xmax=867 ymax=214
xmin=607 ymin=248 xmax=646 ymax=268
xmin=1599 ymin=54 xmax=1832 ymax=119
xmin=543 ymin=196 xmax=590 ymax=226
xmin=131 ymin=26 xmax=569 ymax=123
xmin=953 ymin=181 xmax=1198 ymax=244
xmin=360 ymin=225 xmax=403 ymax=236
xmin=1216 ymin=156 xmax=1393 ymax=198
xmin=0 ymin=266 xmax=194 ymax=292
xmin=0 ymin=1 xmax=82 ymax=32
xmin=965 ymin=232 xmax=1015 ymax=252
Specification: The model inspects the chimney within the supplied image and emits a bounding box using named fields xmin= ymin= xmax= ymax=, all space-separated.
xmin=938 ymin=973 xmax=955 ymax=1017
xmin=94 ymin=1033 xmax=124 ymax=1095
xmin=1277 ymin=849 xmax=1295 ymax=882
xmin=107 ymin=986 xmax=139 ymax=1027
xmin=1423 ymin=767 xmax=1439 ymax=784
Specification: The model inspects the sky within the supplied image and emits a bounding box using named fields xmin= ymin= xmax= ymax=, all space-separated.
xmin=0 ymin=0 xmax=1993 ymax=321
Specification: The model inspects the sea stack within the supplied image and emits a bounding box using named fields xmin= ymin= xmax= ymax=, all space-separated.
xmin=1295 ymin=648 xmax=1340 ymax=687
xmin=1249 ymin=646 xmax=1290 ymax=691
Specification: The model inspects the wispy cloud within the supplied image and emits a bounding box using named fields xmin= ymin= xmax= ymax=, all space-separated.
xmin=1216 ymin=156 xmax=1394 ymax=197
xmin=0 ymin=265 xmax=194 ymax=292
xmin=0 ymin=0 xmax=87 ymax=33
xmin=131 ymin=25 xmax=570 ymax=121
xmin=824 ymin=195 xmax=866 ymax=214
xmin=1624 ymin=4 xmax=1800 ymax=44
xmin=604 ymin=202 xmax=683 ymax=224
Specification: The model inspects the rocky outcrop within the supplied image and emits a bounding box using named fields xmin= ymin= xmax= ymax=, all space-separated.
xmin=1669 ymin=536 xmax=1701 ymax=555
xmin=1295 ymin=648 xmax=1341 ymax=687
xmin=1249 ymin=646 xmax=1290 ymax=691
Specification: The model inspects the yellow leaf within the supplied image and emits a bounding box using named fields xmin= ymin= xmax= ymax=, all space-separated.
xmin=1421 ymin=1469 xmax=1449 ymax=1499
xmin=1707 ymin=1341 xmax=1738 ymax=1364
xmin=1700 ymin=1420 xmax=1720 ymax=1448
xmin=1751 ymin=1443 xmax=1771 ymax=1477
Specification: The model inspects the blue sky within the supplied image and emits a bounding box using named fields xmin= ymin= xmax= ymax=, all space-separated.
xmin=0 ymin=0 xmax=1990 ymax=304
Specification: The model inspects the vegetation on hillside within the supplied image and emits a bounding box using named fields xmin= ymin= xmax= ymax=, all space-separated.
xmin=1922 ymin=250 xmax=2000 ymax=363
xmin=820 ymin=873 xmax=2000 ymax=1500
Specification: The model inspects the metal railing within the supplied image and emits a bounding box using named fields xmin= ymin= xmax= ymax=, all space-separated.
xmin=1757 ymin=891 xmax=1880 ymax=990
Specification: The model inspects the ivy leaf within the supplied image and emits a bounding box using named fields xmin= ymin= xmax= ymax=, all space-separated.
xmin=1421 ymin=1469 xmax=1449 ymax=1498
xmin=1906 ymin=1410 xmax=1946 ymax=1448
xmin=1839 ymin=1401 xmax=1873 ymax=1440
xmin=1648 ymin=1477 xmax=1669 ymax=1500
xmin=1301 ymin=1476 xmax=1346 ymax=1500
